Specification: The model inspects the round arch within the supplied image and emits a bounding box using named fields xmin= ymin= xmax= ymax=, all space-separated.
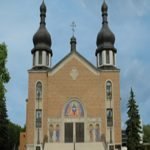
xmin=63 ymin=98 xmax=86 ymax=119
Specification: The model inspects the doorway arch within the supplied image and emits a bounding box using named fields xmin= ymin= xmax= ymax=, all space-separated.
xmin=62 ymin=98 xmax=86 ymax=143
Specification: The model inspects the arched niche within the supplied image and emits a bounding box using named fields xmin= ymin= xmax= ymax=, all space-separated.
xmin=64 ymin=99 xmax=85 ymax=118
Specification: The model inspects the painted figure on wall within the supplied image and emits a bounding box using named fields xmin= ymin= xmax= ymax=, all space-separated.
xmin=64 ymin=100 xmax=84 ymax=118
xmin=56 ymin=124 xmax=60 ymax=142
xmin=49 ymin=124 xmax=54 ymax=142
xmin=49 ymin=124 xmax=60 ymax=142
xmin=95 ymin=124 xmax=100 ymax=142
xmin=89 ymin=124 xmax=94 ymax=142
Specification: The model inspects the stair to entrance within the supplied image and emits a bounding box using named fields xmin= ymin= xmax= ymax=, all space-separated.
xmin=76 ymin=143 xmax=105 ymax=150
xmin=44 ymin=142 xmax=106 ymax=150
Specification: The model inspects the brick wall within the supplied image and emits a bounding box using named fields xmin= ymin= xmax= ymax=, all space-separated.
xmin=26 ymin=54 xmax=121 ymax=145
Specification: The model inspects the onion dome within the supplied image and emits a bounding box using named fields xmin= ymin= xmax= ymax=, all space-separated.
xmin=96 ymin=1 xmax=116 ymax=56
xmin=31 ymin=1 xmax=52 ymax=56
xmin=70 ymin=35 xmax=77 ymax=51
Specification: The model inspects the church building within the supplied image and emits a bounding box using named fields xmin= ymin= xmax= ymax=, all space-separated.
xmin=23 ymin=1 xmax=122 ymax=150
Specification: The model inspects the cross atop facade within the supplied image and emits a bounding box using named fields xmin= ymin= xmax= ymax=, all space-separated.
xmin=71 ymin=21 xmax=76 ymax=36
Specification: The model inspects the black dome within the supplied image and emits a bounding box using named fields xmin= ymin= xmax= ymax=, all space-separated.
xmin=96 ymin=1 xmax=116 ymax=55
xmin=33 ymin=25 xmax=52 ymax=51
xmin=32 ymin=1 xmax=52 ymax=55
xmin=96 ymin=24 xmax=115 ymax=49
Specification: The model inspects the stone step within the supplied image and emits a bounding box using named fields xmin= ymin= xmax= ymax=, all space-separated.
xmin=44 ymin=142 xmax=105 ymax=150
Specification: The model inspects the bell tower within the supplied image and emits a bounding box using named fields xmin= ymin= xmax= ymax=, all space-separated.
xmin=31 ymin=0 xmax=53 ymax=69
xmin=96 ymin=1 xmax=117 ymax=68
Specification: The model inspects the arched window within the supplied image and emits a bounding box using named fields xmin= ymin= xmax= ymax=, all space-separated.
xmin=106 ymin=81 xmax=112 ymax=100
xmin=36 ymin=81 xmax=42 ymax=100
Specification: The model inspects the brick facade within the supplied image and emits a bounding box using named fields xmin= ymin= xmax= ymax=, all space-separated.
xmin=25 ymin=52 xmax=121 ymax=149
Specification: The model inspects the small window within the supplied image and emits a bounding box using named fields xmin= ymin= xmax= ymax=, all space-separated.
xmin=36 ymin=82 xmax=42 ymax=100
xmin=99 ymin=53 xmax=102 ymax=65
xmin=46 ymin=52 xmax=49 ymax=66
xmin=106 ymin=51 xmax=110 ymax=64
xmin=36 ymin=109 xmax=42 ymax=128
xmin=107 ymin=108 xmax=113 ymax=127
xmin=113 ymin=53 xmax=115 ymax=65
xmin=106 ymin=81 xmax=112 ymax=100
xmin=33 ymin=54 xmax=35 ymax=66
xmin=39 ymin=51 xmax=42 ymax=64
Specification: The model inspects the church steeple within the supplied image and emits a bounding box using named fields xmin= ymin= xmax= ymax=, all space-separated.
xmin=31 ymin=0 xmax=53 ymax=68
xmin=96 ymin=1 xmax=117 ymax=68
xmin=70 ymin=21 xmax=77 ymax=52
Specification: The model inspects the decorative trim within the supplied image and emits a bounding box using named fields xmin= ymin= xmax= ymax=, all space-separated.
xmin=70 ymin=67 xmax=79 ymax=80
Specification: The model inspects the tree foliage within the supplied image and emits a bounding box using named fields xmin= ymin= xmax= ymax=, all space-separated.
xmin=0 ymin=43 xmax=24 ymax=149
xmin=126 ymin=88 xmax=142 ymax=150
xmin=8 ymin=121 xmax=23 ymax=150
xmin=0 ymin=43 xmax=10 ymax=150
xmin=143 ymin=124 xmax=150 ymax=143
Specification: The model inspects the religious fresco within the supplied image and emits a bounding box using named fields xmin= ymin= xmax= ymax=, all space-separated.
xmin=49 ymin=124 xmax=54 ymax=142
xmin=49 ymin=124 xmax=60 ymax=142
xmin=64 ymin=100 xmax=84 ymax=117
xmin=55 ymin=124 xmax=60 ymax=142
xmin=88 ymin=123 xmax=101 ymax=142
xmin=89 ymin=124 xmax=94 ymax=142
xmin=95 ymin=124 xmax=101 ymax=142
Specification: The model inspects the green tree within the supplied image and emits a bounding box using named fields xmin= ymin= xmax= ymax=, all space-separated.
xmin=126 ymin=88 xmax=142 ymax=150
xmin=143 ymin=124 xmax=150 ymax=143
xmin=8 ymin=121 xmax=23 ymax=150
xmin=0 ymin=43 xmax=10 ymax=150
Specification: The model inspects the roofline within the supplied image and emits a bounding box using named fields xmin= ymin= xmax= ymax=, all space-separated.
xmin=49 ymin=50 xmax=98 ymax=72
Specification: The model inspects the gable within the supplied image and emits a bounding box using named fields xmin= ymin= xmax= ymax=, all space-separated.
xmin=48 ymin=51 xmax=98 ymax=76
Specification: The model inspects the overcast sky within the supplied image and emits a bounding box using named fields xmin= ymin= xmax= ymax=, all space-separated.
xmin=0 ymin=0 xmax=150 ymax=127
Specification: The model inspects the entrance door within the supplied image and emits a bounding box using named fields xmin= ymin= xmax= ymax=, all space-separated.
xmin=64 ymin=122 xmax=84 ymax=143
xmin=76 ymin=123 xmax=84 ymax=142
xmin=65 ymin=123 xmax=73 ymax=143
